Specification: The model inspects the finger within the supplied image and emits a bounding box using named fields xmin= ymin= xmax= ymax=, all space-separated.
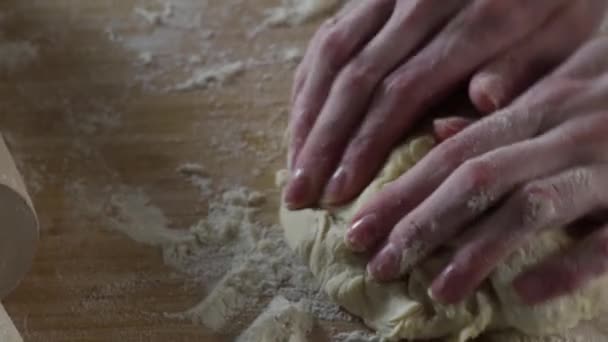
xmin=433 ymin=117 xmax=475 ymax=142
xmin=322 ymin=0 xmax=567 ymax=207
xmin=367 ymin=112 xmax=608 ymax=281
xmin=431 ymin=164 xmax=608 ymax=304
xmin=291 ymin=40 xmax=316 ymax=106
xmin=550 ymin=35 xmax=608 ymax=81
xmin=507 ymin=36 xmax=608 ymax=131
xmin=290 ymin=0 xmax=364 ymax=106
xmin=348 ymin=41 xmax=608 ymax=256
xmin=288 ymin=0 xmax=395 ymax=174
xmin=347 ymin=107 xmax=539 ymax=254
xmin=514 ymin=223 xmax=608 ymax=305
xmin=291 ymin=0 xmax=466 ymax=209
xmin=469 ymin=0 xmax=608 ymax=114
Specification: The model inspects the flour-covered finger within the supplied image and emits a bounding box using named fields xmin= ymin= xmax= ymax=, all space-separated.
xmin=431 ymin=164 xmax=608 ymax=304
xmin=469 ymin=0 xmax=607 ymax=113
xmin=321 ymin=0 xmax=566 ymax=208
xmin=353 ymin=40 xmax=608 ymax=250
xmin=514 ymin=223 xmax=608 ymax=305
xmin=288 ymin=0 xmax=395 ymax=176
xmin=367 ymin=111 xmax=608 ymax=281
xmin=347 ymin=107 xmax=539 ymax=254
xmin=316 ymin=0 xmax=466 ymax=207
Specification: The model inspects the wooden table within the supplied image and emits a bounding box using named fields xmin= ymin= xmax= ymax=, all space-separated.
xmin=0 ymin=0 xmax=347 ymax=340
xmin=1 ymin=1 xmax=607 ymax=341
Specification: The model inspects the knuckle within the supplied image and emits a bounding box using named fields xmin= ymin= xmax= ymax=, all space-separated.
xmin=318 ymin=28 xmax=348 ymax=69
xmin=348 ymin=133 xmax=375 ymax=157
xmin=379 ymin=74 xmax=414 ymax=99
xmin=514 ymin=183 xmax=559 ymax=227
xmin=461 ymin=157 xmax=496 ymax=191
xmin=437 ymin=137 xmax=468 ymax=167
xmin=292 ymin=108 xmax=316 ymax=131
xmin=460 ymin=158 xmax=496 ymax=213
xmin=341 ymin=59 xmax=379 ymax=91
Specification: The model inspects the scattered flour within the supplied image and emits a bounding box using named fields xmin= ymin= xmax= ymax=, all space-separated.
xmin=172 ymin=61 xmax=245 ymax=92
xmin=236 ymin=296 xmax=313 ymax=342
xmin=177 ymin=163 xmax=213 ymax=196
xmin=57 ymin=0 xmax=359 ymax=338
xmin=333 ymin=330 xmax=385 ymax=342
xmin=262 ymin=0 xmax=344 ymax=27
xmin=68 ymin=178 xmax=352 ymax=336
xmin=138 ymin=51 xmax=154 ymax=65
xmin=281 ymin=47 xmax=304 ymax=64
xmin=106 ymin=189 xmax=194 ymax=246
xmin=134 ymin=2 xmax=174 ymax=26
xmin=0 ymin=41 xmax=38 ymax=73
xmin=176 ymin=163 xmax=207 ymax=176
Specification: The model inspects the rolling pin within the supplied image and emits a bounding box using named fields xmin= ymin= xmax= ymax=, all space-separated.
xmin=0 ymin=134 xmax=38 ymax=299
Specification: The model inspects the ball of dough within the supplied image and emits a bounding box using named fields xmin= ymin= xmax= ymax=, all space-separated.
xmin=280 ymin=135 xmax=608 ymax=341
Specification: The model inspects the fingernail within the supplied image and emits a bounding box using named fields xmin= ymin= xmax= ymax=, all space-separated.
xmin=367 ymin=244 xmax=400 ymax=281
xmin=473 ymin=74 xmax=504 ymax=113
xmin=284 ymin=169 xmax=311 ymax=209
xmin=322 ymin=167 xmax=348 ymax=206
xmin=430 ymin=264 xmax=466 ymax=305
xmin=433 ymin=117 xmax=472 ymax=142
xmin=513 ymin=273 xmax=546 ymax=305
xmin=345 ymin=214 xmax=378 ymax=252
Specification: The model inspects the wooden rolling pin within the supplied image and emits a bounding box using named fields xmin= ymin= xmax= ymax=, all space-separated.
xmin=0 ymin=304 xmax=22 ymax=341
xmin=0 ymin=134 xmax=38 ymax=299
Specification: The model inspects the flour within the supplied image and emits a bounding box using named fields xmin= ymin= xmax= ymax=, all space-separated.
xmin=281 ymin=47 xmax=304 ymax=64
xmin=0 ymin=41 xmax=38 ymax=73
xmin=68 ymin=177 xmax=352 ymax=335
xmin=176 ymin=163 xmax=207 ymax=176
xmin=172 ymin=61 xmax=246 ymax=92
xmin=134 ymin=2 xmax=174 ymax=26
xmin=59 ymin=0 xmax=356 ymax=337
xmin=262 ymin=0 xmax=344 ymax=27
xmin=236 ymin=296 xmax=314 ymax=342
xmin=106 ymin=189 xmax=194 ymax=246
xmin=333 ymin=330 xmax=385 ymax=342
xmin=176 ymin=163 xmax=214 ymax=196
xmin=138 ymin=51 xmax=154 ymax=65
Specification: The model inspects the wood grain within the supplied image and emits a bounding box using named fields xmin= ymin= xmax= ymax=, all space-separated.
xmin=0 ymin=1 xmax=605 ymax=341
xmin=0 ymin=0 xmax=339 ymax=341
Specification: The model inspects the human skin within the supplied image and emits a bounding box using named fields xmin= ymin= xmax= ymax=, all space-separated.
xmin=353 ymin=36 xmax=608 ymax=304
xmin=286 ymin=0 xmax=608 ymax=304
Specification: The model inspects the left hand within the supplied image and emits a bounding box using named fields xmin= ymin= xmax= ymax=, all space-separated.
xmin=346 ymin=36 xmax=608 ymax=305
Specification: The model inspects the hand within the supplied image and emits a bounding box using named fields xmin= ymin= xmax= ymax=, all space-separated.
xmin=285 ymin=0 xmax=607 ymax=210
xmin=346 ymin=36 xmax=608 ymax=305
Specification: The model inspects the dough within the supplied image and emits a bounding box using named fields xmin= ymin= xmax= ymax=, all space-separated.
xmin=280 ymin=135 xmax=608 ymax=341
xmin=237 ymin=296 xmax=313 ymax=342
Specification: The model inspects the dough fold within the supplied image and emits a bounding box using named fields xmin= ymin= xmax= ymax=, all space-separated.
xmin=280 ymin=135 xmax=608 ymax=341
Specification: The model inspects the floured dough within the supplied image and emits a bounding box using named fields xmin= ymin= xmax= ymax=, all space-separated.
xmin=236 ymin=296 xmax=313 ymax=342
xmin=280 ymin=135 xmax=608 ymax=341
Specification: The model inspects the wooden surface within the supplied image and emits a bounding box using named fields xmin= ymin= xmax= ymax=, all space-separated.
xmin=0 ymin=1 xmax=606 ymax=341
xmin=0 ymin=0 xmax=341 ymax=341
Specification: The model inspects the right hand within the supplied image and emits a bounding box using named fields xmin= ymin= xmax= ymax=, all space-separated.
xmin=286 ymin=0 xmax=607 ymax=210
